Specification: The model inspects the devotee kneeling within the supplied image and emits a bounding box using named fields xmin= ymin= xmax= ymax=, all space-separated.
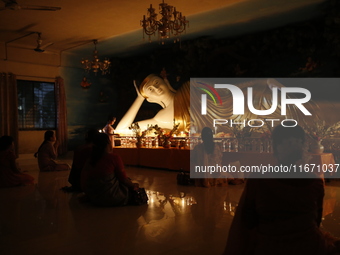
xmin=80 ymin=133 xmax=140 ymax=206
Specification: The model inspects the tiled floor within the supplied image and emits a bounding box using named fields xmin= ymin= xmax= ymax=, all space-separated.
xmin=1 ymin=153 xmax=340 ymax=255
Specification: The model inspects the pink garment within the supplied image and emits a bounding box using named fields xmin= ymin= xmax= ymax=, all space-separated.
xmin=191 ymin=143 xmax=228 ymax=187
xmin=37 ymin=142 xmax=69 ymax=172
xmin=0 ymin=150 xmax=34 ymax=188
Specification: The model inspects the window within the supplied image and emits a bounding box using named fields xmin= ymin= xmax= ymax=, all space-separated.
xmin=17 ymin=80 xmax=56 ymax=130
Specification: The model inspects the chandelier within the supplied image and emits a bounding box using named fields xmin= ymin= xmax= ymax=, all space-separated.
xmin=141 ymin=0 xmax=189 ymax=44
xmin=81 ymin=40 xmax=111 ymax=75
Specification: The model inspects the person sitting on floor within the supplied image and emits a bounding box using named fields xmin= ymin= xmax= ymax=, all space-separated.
xmin=0 ymin=135 xmax=35 ymax=188
xmin=64 ymin=128 xmax=99 ymax=192
xmin=80 ymin=133 xmax=139 ymax=206
xmin=34 ymin=130 xmax=70 ymax=172
xmin=223 ymin=122 xmax=340 ymax=255
xmin=191 ymin=127 xmax=229 ymax=187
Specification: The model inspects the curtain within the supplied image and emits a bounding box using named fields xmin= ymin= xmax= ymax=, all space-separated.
xmin=55 ymin=76 xmax=68 ymax=155
xmin=0 ymin=72 xmax=19 ymax=156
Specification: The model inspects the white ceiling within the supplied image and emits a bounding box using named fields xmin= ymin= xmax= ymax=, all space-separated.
xmin=0 ymin=0 xmax=326 ymax=57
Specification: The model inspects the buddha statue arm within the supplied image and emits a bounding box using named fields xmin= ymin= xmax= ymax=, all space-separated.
xmin=115 ymin=81 xmax=145 ymax=132
xmin=116 ymin=108 xmax=173 ymax=133
xmin=130 ymin=109 xmax=174 ymax=131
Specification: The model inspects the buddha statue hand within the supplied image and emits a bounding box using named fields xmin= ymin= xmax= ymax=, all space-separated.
xmin=133 ymin=80 xmax=145 ymax=99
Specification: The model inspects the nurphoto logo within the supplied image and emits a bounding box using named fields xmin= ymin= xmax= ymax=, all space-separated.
xmin=201 ymin=84 xmax=311 ymax=116
xmin=196 ymin=81 xmax=312 ymax=128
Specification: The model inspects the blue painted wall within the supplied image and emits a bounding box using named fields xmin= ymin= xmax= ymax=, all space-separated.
xmin=60 ymin=65 xmax=117 ymax=150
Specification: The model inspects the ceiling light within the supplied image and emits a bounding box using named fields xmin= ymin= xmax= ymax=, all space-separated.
xmin=141 ymin=0 xmax=189 ymax=44
xmin=81 ymin=40 xmax=111 ymax=75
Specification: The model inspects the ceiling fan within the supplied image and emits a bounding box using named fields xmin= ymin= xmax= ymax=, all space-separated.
xmin=6 ymin=32 xmax=55 ymax=54
xmin=34 ymin=32 xmax=53 ymax=53
xmin=0 ymin=0 xmax=61 ymax=11
xmin=4 ymin=31 xmax=57 ymax=60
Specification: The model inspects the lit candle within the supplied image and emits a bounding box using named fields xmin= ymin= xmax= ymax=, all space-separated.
xmin=181 ymin=198 xmax=185 ymax=208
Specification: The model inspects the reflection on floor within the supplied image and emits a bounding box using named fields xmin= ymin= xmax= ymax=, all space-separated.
xmin=0 ymin=154 xmax=340 ymax=255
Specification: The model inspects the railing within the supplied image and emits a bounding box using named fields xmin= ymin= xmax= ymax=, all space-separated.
xmin=115 ymin=136 xmax=340 ymax=160
xmin=116 ymin=136 xmax=190 ymax=149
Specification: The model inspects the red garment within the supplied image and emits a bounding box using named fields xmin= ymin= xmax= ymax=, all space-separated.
xmin=71 ymin=144 xmax=92 ymax=172
xmin=68 ymin=144 xmax=93 ymax=189
xmin=0 ymin=150 xmax=34 ymax=188
xmin=80 ymin=152 xmax=130 ymax=206
xmin=82 ymin=152 xmax=127 ymax=181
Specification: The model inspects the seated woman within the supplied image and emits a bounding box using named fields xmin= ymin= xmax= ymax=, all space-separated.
xmin=80 ymin=133 xmax=139 ymax=206
xmin=115 ymin=74 xmax=190 ymax=134
xmin=0 ymin=135 xmax=34 ymax=188
xmin=223 ymin=123 xmax=340 ymax=255
xmin=34 ymin=130 xmax=70 ymax=172
xmin=64 ymin=128 xmax=99 ymax=192
xmin=191 ymin=127 xmax=228 ymax=187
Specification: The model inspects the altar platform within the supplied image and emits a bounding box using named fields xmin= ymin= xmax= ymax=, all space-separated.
xmin=113 ymin=147 xmax=190 ymax=171
xmin=113 ymin=146 xmax=337 ymax=176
